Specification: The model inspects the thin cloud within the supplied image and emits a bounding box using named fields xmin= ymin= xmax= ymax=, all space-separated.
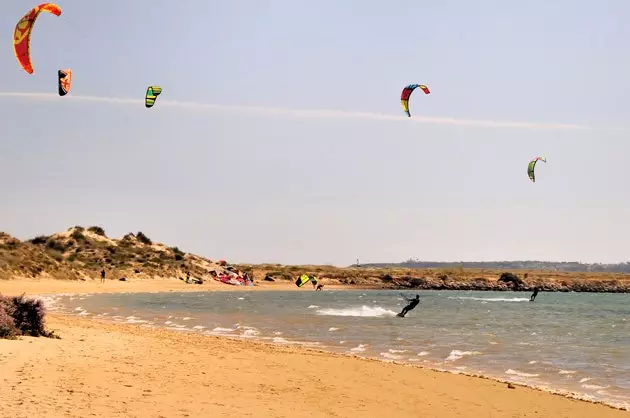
xmin=0 ymin=91 xmax=591 ymax=130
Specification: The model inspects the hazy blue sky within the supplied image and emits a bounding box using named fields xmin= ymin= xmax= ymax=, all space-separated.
xmin=2 ymin=0 xmax=630 ymax=266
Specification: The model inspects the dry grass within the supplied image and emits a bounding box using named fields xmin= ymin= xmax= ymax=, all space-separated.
xmin=0 ymin=227 xmax=226 ymax=283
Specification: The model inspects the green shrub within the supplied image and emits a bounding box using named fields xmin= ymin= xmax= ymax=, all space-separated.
xmin=71 ymin=230 xmax=86 ymax=242
xmin=45 ymin=238 xmax=66 ymax=253
xmin=136 ymin=232 xmax=152 ymax=245
xmin=29 ymin=235 xmax=49 ymax=245
xmin=0 ymin=308 xmax=18 ymax=339
xmin=0 ymin=294 xmax=59 ymax=339
xmin=87 ymin=226 xmax=106 ymax=236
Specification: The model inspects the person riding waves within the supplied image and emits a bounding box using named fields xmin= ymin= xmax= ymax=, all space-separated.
xmin=398 ymin=294 xmax=420 ymax=317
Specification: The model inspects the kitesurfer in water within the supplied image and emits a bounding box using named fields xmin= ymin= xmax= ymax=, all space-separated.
xmin=398 ymin=295 xmax=420 ymax=317
xmin=530 ymin=287 xmax=539 ymax=302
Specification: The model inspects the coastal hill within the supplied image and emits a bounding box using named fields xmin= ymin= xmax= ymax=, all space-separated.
xmin=1 ymin=226 xmax=629 ymax=292
xmin=0 ymin=226 xmax=222 ymax=283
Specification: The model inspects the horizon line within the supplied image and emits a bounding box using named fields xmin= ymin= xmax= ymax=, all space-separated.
xmin=355 ymin=260 xmax=630 ymax=265
xmin=0 ymin=91 xmax=598 ymax=130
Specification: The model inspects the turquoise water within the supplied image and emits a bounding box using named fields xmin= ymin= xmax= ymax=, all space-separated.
xmin=49 ymin=290 xmax=630 ymax=409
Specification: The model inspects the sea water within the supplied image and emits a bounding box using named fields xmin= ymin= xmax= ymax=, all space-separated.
xmin=47 ymin=290 xmax=630 ymax=409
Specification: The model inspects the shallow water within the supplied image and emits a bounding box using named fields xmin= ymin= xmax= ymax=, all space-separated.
xmin=49 ymin=289 xmax=630 ymax=409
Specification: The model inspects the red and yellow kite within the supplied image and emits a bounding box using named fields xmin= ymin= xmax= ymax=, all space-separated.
xmin=400 ymin=84 xmax=430 ymax=117
xmin=13 ymin=3 xmax=62 ymax=74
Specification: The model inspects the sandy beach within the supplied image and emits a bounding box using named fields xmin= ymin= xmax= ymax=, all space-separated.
xmin=1 ymin=316 xmax=627 ymax=418
xmin=0 ymin=277 xmax=342 ymax=297
xmin=0 ymin=279 xmax=627 ymax=417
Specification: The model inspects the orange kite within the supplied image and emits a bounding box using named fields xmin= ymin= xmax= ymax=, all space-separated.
xmin=13 ymin=3 xmax=62 ymax=74
xmin=58 ymin=69 xmax=72 ymax=96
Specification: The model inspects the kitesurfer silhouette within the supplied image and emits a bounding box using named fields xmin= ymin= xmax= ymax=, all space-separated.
xmin=398 ymin=295 xmax=420 ymax=317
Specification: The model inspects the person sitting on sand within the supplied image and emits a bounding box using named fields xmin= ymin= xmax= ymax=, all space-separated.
xmin=316 ymin=284 xmax=324 ymax=291
xmin=530 ymin=287 xmax=539 ymax=302
xmin=398 ymin=295 xmax=420 ymax=317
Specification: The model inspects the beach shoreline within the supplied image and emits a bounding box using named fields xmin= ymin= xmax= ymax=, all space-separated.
xmin=2 ymin=279 xmax=629 ymax=416
xmin=1 ymin=312 xmax=628 ymax=418
xmin=0 ymin=277 xmax=362 ymax=297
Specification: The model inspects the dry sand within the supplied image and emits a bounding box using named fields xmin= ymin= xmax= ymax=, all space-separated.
xmin=1 ymin=279 xmax=628 ymax=417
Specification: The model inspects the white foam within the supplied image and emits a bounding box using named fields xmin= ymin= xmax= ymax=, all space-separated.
xmin=380 ymin=352 xmax=404 ymax=360
xmin=316 ymin=306 xmax=397 ymax=318
xmin=417 ymin=351 xmax=430 ymax=356
xmin=350 ymin=344 xmax=368 ymax=353
xmin=579 ymin=377 xmax=592 ymax=383
xmin=241 ymin=329 xmax=260 ymax=337
xmin=328 ymin=327 xmax=340 ymax=332
xmin=307 ymin=305 xmax=319 ymax=309
xmin=237 ymin=297 xmax=245 ymax=300
xmin=125 ymin=319 xmax=148 ymax=324
xmin=559 ymin=370 xmax=577 ymax=375
xmin=211 ymin=327 xmax=235 ymax=333
xmin=582 ymin=384 xmax=609 ymax=390
xmin=445 ymin=350 xmax=482 ymax=362
xmin=269 ymin=337 xmax=321 ymax=347
xmin=506 ymin=369 xmax=539 ymax=378
xmin=192 ymin=325 xmax=205 ymax=330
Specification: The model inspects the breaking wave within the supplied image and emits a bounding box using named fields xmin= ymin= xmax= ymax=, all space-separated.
xmin=316 ymin=305 xmax=397 ymax=318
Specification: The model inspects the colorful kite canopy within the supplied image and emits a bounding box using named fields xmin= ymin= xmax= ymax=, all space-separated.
xmin=295 ymin=274 xmax=311 ymax=288
xmin=13 ymin=3 xmax=62 ymax=74
xmin=527 ymin=156 xmax=546 ymax=183
xmin=145 ymin=86 xmax=162 ymax=108
xmin=401 ymin=84 xmax=430 ymax=117
xmin=58 ymin=69 xmax=72 ymax=96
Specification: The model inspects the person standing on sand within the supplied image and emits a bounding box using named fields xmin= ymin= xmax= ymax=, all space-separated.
xmin=100 ymin=269 xmax=105 ymax=284
xmin=530 ymin=287 xmax=539 ymax=302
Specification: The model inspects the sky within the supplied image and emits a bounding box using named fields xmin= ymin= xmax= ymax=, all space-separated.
xmin=1 ymin=0 xmax=630 ymax=266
